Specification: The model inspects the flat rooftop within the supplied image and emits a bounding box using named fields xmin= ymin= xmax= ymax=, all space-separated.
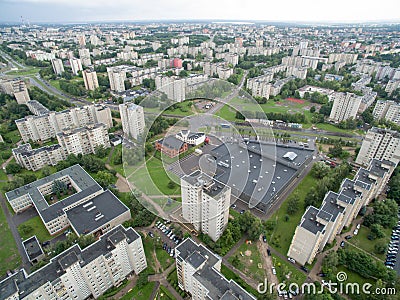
xmin=22 ymin=236 xmax=44 ymax=262
xmin=300 ymin=206 xmax=327 ymax=235
xmin=5 ymin=164 xmax=102 ymax=221
xmin=211 ymin=141 xmax=313 ymax=209
xmin=182 ymin=171 xmax=230 ymax=197
xmin=66 ymin=190 xmax=130 ymax=235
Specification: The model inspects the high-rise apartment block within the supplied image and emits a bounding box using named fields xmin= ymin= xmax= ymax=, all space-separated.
xmin=175 ymin=238 xmax=256 ymax=300
xmin=51 ymin=58 xmax=64 ymax=75
xmin=119 ymin=102 xmax=145 ymax=139
xmin=57 ymin=123 xmax=110 ymax=156
xmin=373 ymin=100 xmax=400 ymax=125
xmin=0 ymin=225 xmax=147 ymax=300
xmin=82 ymin=69 xmax=99 ymax=91
xmin=356 ymin=127 xmax=400 ymax=167
xmin=0 ymin=79 xmax=30 ymax=104
xmin=79 ymin=48 xmax=91 ymax=67
xmin=16 ymin=104 xmax=112 ymax=142
xmin=329 ymin=92 xmax=362 ymax=122
xmin=181 ymin=171 xmax=231 ymax=242
xmin=107 ymin=66 xmax=127 ymax=92
xmin=69 ymin=57 xmax=83 ymax=75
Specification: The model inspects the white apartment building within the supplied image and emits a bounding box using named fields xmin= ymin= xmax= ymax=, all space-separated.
xmin=181 ymin=171 xmax=231 ymax=242
xmin=246 ymin=73 xmax=274 ymax=98
xmin=386 ymin=80 xmax=400 ymax=95
xmin=203 ymin=62 xmax=234 ymax=80
xmin=0 ymin=225 xmax=147 ymax=300
xmin=288 ymin=159 xmax=395 ymax=265
xmin=286 ymin=66 xmax=308 ymax=79
xmin=16 ymin=104 xmax=112 ymax=142
xmin=175 ymin=238 xmax=256 ymax=300
xmin=26 ymin=100 xmax=50 ymax=116
xmin=79 ymin=48 xmax=92 ymax=67
xmin=356 ymin=127 xmax=400 ymax=167
xmin=107 ymin=66 xmax=127 ymax=92
xmin=328 ymin=53 xmax=358 ymax=65
xmin=51 ymin=58 xmax=64 ymax=75
xmin=12 ymin=143 xmax=67 ymax=171
xmin=155 ymin=74 xmax=207 ymax=102
xmin=0 ymin=79 xmax=31 ymax=104
xmin=119 ymin=102 xmax=145 ymax=140
xmin=57 ymin=123 xmax=110 ymax=156
xmin=329 ymin=92 xmax=362 ymax=122
xmin=70 ymin=57 xmax=83 ymax=76
xmin=373 ymin=100 xmax=400 ymax=124
xmin=82 ymin=69 xmax=99 ymax=91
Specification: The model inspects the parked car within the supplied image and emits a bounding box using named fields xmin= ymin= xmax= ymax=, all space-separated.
xmin=345 ymin=235 xmax=352 ymax=240
xmin=287 ymin=257 xmax=296 ymax=264
xmin=340 ymin=241 xmax=345 ymax=247
xmin=148 ymin=231 xmax=154 ymax=238
xmin=353 ymin=229 xmax=359 ymax=235
xmin=262 ymin=235 xmax=267 ymax=243
xmin=272 ymin=267 xmax=276 ymax=275
xmin=356 ymin=224 xmax=361 ymax=230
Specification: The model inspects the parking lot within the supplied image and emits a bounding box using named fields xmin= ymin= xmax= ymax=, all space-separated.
xmin=387 ymin=208 xmax=400 ymax=274
xmin=147 ymin=220 xmax=184 ymax=258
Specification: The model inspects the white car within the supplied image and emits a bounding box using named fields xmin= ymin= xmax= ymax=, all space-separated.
xmin=353 ymin=229 xmax=359 ymax=235
xmin=287 ymin=257 xmax=296 ymax=264
xmin=356 ymin=224 xmax=361 ymax=230
xmin=272 ymin=267 xmax=276 ymax=275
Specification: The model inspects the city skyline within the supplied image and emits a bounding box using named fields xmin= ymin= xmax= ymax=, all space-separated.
xmin=1 ymin=0 xmax=400 ymax=23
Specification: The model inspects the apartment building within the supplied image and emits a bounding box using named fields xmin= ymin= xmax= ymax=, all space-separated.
xmin=26 ymin=100 xmax=50 ymax=116
xmin=181 ymin=171 xmax=231 ymax=242
xmin=356 ymin=127 xmax=400 ymax=167
xmin=286 ymin=66 xmax=308 ymax=79
xmin=57 ymin=123 xmax=110 ymax=156
xmin=51 ymin=58 xmax=64 ymax=75
xmin=288 ymin=159 xmax=395 ymax=265
xmin=155 ymin=74 xmax=207 ymax=102
xmin=246 ymin=73 xmax=274 ymax=98
xmin=385 ymin=80 xmax=400 ymax=95
xmin=373 ymin=100 xmax=400 ymax=124
xmin=0 ymin=79 xmax=30 ymax=104
xmin=12 ymin=143 xmax=67 ymax=171
xmin=298 ymin=85 xmax=334 ymax=98
xmin=6 ymin=164 xmax=130 ymax=237
xmin=175 ymin=238 xmax=256 ymax=300
xmin=119 ymin=102 xmax=145 ymax=140
xmin=107 ymin=66 xmax=127 ymax=92
xmin=0 ymin=225 xmax=147 ymax=300
xmin=82 ymin=69 xmax=99 ymax=91
xmin=328 ymin=53 xmax=358 ymax=65
xmin=70 ymin=57 xmax=83 ymax=76
xmin=203 ymin=62 xmax=234 ymax=80
xmin=329 ymin=92 xmax=362 ymax=122
xmin=16 ymin=104 xmax=112 ymax=142
xmin=79 ymin=48 xmax=91 ymax=67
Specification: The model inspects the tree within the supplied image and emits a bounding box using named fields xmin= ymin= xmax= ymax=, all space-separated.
xmin=310 ymin=106 xmax=316 ymax=113
xmin=374 ymin=241 xmax=387 ymax=254
xmin=94 ymin=171 xmax=115 ymax=188
xmin=321 ymin=251 xmax=338 ymax=274
xmin=19 ymin=224 xmax=33 ymax=235
xmin=167 ymin=180 xmax=176 ymax=189
xmin=247 ymin=217 xmax=263 ymax=240
xmin=95 ymin=146 xmax=109 ymax=158
xmin=286 ymin=192 xmax=300 ymax=215
xmin=6 ymin=162 xmax=22 ymax=174
xmin=311 ymin=162 xmax=330 ymax=179
xmin=370 ymin=223 xmax=386 ymax=239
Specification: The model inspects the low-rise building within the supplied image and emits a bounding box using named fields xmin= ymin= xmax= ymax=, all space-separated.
xmin=155 ymin=135 xmax=188 ymax=158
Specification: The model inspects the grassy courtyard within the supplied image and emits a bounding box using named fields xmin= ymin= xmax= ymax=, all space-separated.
xmin=228 ymin=241 xmax=267 ymax=283
xmin=0 ymin=204 xmax=21 ymax=276
xmin=271 ymin=254 xmax=307 ymax=286
xmin=17 ymin=216 xmax=53 ymax=242
xmin=266 ymin=173 xmax=319 ymax=255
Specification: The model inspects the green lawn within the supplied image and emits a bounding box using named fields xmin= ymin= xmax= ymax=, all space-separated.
xmin=315 ymin=123 xmax=356 ymax=134
xmin=133 ymin=157 xmax=180 ymax=196
xmin=266 ymin=173 xmax=319 ymax=255
xmin=349 ymin=225 xmax=391 ymax=260
xmin=271 ymin=254 xmax=307 ymax=286
xmin=49 ymin=79 xmax=61 ymax=90
xmin=228 ymin=242 xmax=267 ymax=283
xmin=216 ymin=104 xmax=236 ymax=121
xmin=119 ymin=281 xmax=155 ymax=300
xmin=157 ymin=285 xmax=177 ymax=300
xmin=7 ymin=67 xmax=39 ymax=76
xmin=220 ymin=264 xmax=259 ymax=297
xmin=17 ymin=216 xmax=53 ymax=242
xmin=156 ymin=247 xmax=174 ymax=271
xmin=0 ymin=203 xmax=21 ymax=276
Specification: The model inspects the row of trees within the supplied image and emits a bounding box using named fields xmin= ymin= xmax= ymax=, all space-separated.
xmin=29 ymin=86 xmax=72 ymax=111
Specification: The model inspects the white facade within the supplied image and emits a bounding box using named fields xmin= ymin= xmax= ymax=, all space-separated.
xmin=82 ymin=69 xmax=99 ymax=91
xmin=373 ymin=100 xmax=400 ymax=125
xmin=356 ymin=127 xmax=400 ymax=167
xmin=119 ymin=102 xmax=145 ymax=140
xmin=181 ymin=172 xmax=230 ymax=242
xmin=51 ymin=58 xmax=64 ymax=75
xmin=107 ymin=66 xmax=127 ymax=92
xmin=329 ymin=92 xmax=362 ymax=122
xmin=69 ymin=57 xmax=83 ymax=76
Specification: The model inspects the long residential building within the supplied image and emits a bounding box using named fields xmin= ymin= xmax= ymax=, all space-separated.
xmin=12 ymin=143 xmax=66 ymax=171
xmin=0 ymin=225 xmax=147 ymax=300
xmin=175 ymin=238 xmax=256 ymax=300
xmin=82 ymin=69 xmax=99 ymax=91
xmin=155 ymin=74 xmax=207 ymax=102
xmin=6 ymin=164 xmax=130 ymax=236
xmin=0 ymin=79 xmax=30 ymax=104
xmin=16 ymin=104 xmax=112 ymax=142
xmin=69 ymin=57 xmax=83 ymax=75
xmin=329 ymin=92 xmax=362 ymax=122
xmin=119 ymin=102 xmax=145 ymax=140
xmin=373 ymin=100 xmax=400 ymax=125
xmin=57 ymin=123 xmax=110 ymax=156
xmin=288 ymin=159 xmax=396 ymax=265
xmin=181 ymin=171 xmax=230 ymax=242
xmin=51 ymin=58 xmax=64 ymax=75
xmin=356 ymin=127 xmax=400 ymax=167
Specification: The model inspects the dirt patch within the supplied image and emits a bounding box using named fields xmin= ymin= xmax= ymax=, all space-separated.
xmin=245 ymin=250 xmax=252 ymax=256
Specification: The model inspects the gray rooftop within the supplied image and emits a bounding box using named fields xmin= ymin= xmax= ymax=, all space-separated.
xmin=300 ymin=206 xmax=327 ymax=235
xmin=157 ymin=135 xmax=186 ymax=151
xmin=66 ymin=190 xmax=130 ymax=235
xmin=182 ymin=171 xmax=230 ymax=197
xmin=5 ymin=164 xmax=102 ymax=221
xmin=22 ymin=236 xmax=44 ymax=262
xmin=0 ymin=225 xmax=140 ymax=299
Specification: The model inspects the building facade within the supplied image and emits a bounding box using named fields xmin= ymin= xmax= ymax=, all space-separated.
xmin=119 ymin=102 xmax=145 ymax=140
xmin=82 ymin=69 xmax=99 ymax=91
xmin=329 ymin=92 xmax=362 ymax=122
xmin=373 ymin=100 xmax=400 ymax=125
xmin=51 ymin=58 xmax=64 ymax=75
xmin=181 ymin=171 xmax=231 ymax=242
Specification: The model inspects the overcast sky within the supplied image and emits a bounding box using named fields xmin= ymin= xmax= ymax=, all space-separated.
xmin=0 ymin=0 xmax=399 ymax=24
